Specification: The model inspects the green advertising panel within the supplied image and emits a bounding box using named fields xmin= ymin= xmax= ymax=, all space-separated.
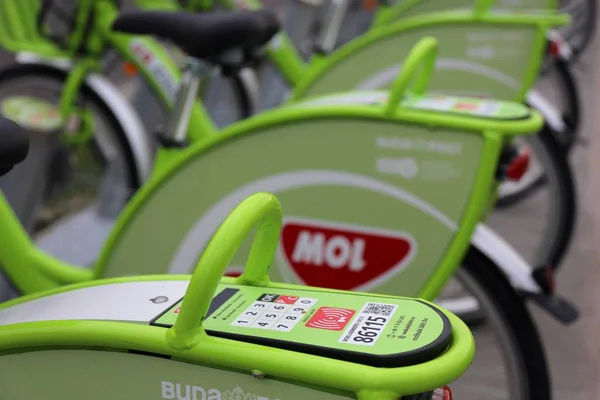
xmin=152 ymin=283 xmax=451 ymax=366
xmin=0 ymin=350 xmax=355 ymax=400
xmin=298 ymin=22 xmax=541 ymax=102
xmin=99 ymin=112 xmax=484 ymax=297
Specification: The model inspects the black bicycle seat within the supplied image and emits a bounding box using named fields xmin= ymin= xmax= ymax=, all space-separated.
xmin=112 ymin=10 xmax=280 ymax=62
xmin=0 ymin=117 xmax=29 ymax=177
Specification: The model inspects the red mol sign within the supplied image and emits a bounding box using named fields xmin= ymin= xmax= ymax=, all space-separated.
xmin=281 ymin=219 xmax=415 ymax=291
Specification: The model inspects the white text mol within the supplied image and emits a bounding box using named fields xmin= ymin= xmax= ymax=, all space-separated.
xmin=291 ymin=231 xmax=367 ymax=271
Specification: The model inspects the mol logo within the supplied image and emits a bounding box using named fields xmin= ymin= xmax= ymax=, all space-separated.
xmin=280 ymin=218 xmax=416 ymax=291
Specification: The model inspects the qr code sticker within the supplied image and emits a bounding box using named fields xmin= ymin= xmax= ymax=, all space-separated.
xmin=362 ymin=302 xmax=396 ymax=316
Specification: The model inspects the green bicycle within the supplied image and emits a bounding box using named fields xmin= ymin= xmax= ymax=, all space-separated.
xmin=0 ymin=176 xmax=475 ymax=399
xmin=132 ymin=0 xmax=579 ymax=272
xmin=0 ymin=0 xmax=574 ymax=275
xmin=218 ymin=0 xmax=578 ymax=271
xmin=0 ymin=11 xmax=577 ymax=396
xmin=126 ymin=0 xmax=578 ymax=320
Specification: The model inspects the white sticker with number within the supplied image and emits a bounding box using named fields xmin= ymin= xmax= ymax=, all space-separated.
xmin=338 ymin=302 xmax=398 ymax=346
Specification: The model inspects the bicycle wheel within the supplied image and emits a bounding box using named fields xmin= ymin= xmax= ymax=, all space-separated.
xmin=496 ymin=56 xmax=579 ymax=206
xmin=494 ymin=126 xmax=577 ymax=269
xmin=438 ymin=247 xmax=551 ymax=399
xmin=559 ymin=0 xmax=597 ymax=61
xmin=445 ymin=126 xmax=576 ymax=324
xmin=0 ymin=63 xmax=139 ymax=255
xmin=538 ymin=55 xmax=581 ymax=150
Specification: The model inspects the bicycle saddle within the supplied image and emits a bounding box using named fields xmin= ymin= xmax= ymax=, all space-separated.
xmin=0 ymin=118 xmax=29 ymax=177
xmin=112 ymin=10 xmax=280 ymax=62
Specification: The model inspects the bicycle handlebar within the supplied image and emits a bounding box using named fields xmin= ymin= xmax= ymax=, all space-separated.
xmin=166 ymin=192 xmax=282 ymax=350
xmin=386 ymin=36 xmax=438 ymax=115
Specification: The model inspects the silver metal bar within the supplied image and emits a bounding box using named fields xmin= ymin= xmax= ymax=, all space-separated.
xmin=314 ymin=0 xmax=350 ymax=54
xmin=162 ymin=59 xmax=210 ymax=144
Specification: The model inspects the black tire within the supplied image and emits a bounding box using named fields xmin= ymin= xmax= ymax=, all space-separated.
xmin=548 ymin=57 xmax=581 ymax=149
xmin=494 ymin=125 xmax=577 ymax=270
xmin=561 ymin=0 xmax=597 ymax=62
xmin=459 ymin=247 xmax=551 ymax=399
xmin=0 ymin=63 xmax=141 ymax=233
xmin=495 ymin=53 xmax=578 ymax=205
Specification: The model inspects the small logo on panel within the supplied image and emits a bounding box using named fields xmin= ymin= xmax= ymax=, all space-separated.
xmin=376 ymin=157 xmax=419 ymax=179
xmin=150 ymin=296 xmax=169 ymax=304
xmin=306 ymin=307 xmax=356 ymax=331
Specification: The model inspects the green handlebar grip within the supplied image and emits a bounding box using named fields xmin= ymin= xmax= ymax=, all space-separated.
xmin=166 ymin=192 xmax=282 ymax=350
xmin=386 ymin=36 xmax=438 ymax=116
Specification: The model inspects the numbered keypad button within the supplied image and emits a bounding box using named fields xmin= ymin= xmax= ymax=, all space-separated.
xmin=240 ymin=309 xmax=262 ymax=319
xmin=251 ymin=319 xmax=275 ymax=330
xmin=261 ymin=311 xmax=284 ymax=320
xmin=271 ymin=322 xmax=295 ymax=332
xmin=296 ymin=297 xmax=317 ymax=308
xmin=231 ymin=317 xmax=254 ymax=327
xmin=268 ymin=303 xmax=291 ymax=313
xmin=280 ymin=314 xmax=301 ymax=324
xmin=248 ymin=301 xmax=270 ymax=311
xmin=287 ymin=305 xmax=310 ymax=316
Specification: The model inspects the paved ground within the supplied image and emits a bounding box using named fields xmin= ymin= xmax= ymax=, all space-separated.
xmin=0 ymin=1 xmax=598 ymax=398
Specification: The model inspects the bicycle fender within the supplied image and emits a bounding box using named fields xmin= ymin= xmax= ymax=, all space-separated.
xmin=473 ymin=223 xmax=579 ymax=324
xmin=547 ymin=29 xmax=574 ymax=62
xmin=471 ymin=223 xmax=542 ymax=293
xmin=14 ymin=52 xmax=154 ymax=184
xmin=526 ymin=89 xmax=566 ymax=134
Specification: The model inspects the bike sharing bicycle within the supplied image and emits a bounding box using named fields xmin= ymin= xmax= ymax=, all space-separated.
xmin=0 ymin=122 xmax=476 ymax=399
xmin=0 ymin=131 xmax=475 ymax=400
xmin=0 ymin=0 xmax=576 ymax=273
xmin=124 ymin=0 xmax=579 ymax=284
